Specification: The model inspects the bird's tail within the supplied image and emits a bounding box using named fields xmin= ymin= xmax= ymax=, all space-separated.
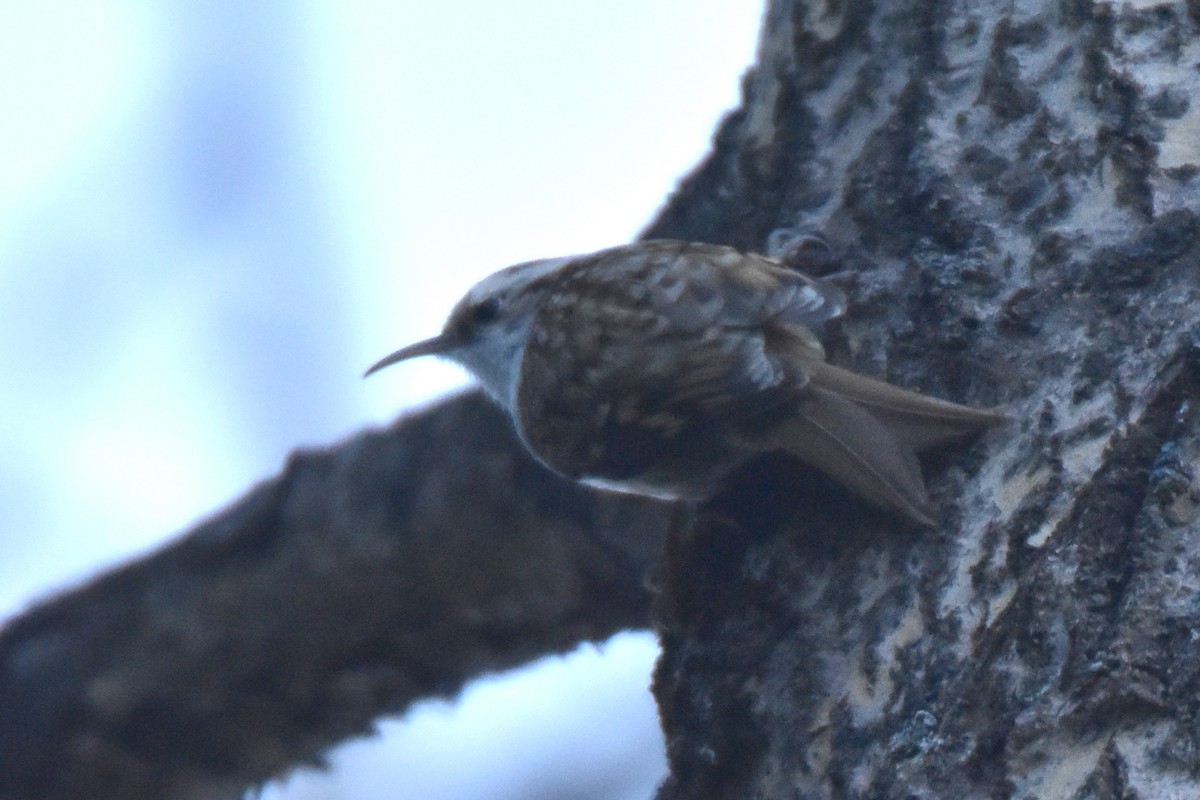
xmin=759 ymin=361 xmax=1004 ymax=526
xmin=773 ymin=386 xmax=941 ymax=526
xmin=806 ymin=360 xmax=1007 ymax=451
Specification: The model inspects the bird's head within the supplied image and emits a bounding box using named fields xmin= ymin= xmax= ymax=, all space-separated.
xmin=364 ymin=255 xmax=573 ymax=409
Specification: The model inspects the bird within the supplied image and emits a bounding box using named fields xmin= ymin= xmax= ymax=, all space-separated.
xmin=366 ymin=240 xmax=1004 ymax=525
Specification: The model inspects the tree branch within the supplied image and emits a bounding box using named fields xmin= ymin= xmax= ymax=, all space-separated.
xmin=0 ymin=393 xmax=668 ymax=800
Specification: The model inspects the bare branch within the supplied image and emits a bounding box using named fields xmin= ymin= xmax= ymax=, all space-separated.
xmin=0 ymin=393 xmax=667 ymax=800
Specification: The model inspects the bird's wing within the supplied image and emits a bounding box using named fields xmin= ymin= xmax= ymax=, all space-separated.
xmin=604 ymin=240 xmax=847 ymax=337
xmin=515 ymin=241 xmax=829 ymax=480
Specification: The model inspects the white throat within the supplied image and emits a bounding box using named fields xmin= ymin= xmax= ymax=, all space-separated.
xmin=449 ymin=312 xmax=534 ymax=412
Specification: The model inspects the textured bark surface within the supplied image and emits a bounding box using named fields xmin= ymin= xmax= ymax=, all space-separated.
xmin=645 ymin=0 xmax=1200 ymax=797
xmin=0 ymin=395 xmax=666 ymax=799
xmin=3 ymin=0 xmax=1200 ymax=798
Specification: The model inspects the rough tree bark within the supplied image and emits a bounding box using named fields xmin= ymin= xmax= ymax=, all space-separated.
xmin=646 ymin=1 xmax=1200 ymax=798
xmin=3 ymin=0 xmax=1200 ymax=798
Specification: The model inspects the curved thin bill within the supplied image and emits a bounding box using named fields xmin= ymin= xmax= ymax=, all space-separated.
xmin=363 ymin=334 xmax=455 ymax=378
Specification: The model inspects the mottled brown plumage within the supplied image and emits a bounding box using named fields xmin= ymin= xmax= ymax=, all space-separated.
xmin=366 ymin=240 xmax=1004 ymax=525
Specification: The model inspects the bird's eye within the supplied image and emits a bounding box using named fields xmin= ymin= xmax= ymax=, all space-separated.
xmin=471 ymin=298 xmax=501 ymax=325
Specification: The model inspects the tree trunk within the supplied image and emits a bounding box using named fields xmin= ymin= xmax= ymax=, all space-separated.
xmin=645 ymin=0 xmax=1200 ymax=797
xmin=4 ymin=0 xmax=1200 ymax=798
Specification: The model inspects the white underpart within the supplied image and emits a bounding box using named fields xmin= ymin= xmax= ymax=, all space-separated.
xmin=449 ymin=319 xmax=531 ymax=412
xmin=581 ymin=475 xmax=683 ymax=501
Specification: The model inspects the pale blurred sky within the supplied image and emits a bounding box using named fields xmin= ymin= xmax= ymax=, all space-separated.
xmin=0 ymin=1 xmax=764 ymax=797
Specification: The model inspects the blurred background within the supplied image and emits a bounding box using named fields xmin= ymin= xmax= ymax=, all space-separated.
xmin=0 ymin=1 xmax=764 ymax=797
